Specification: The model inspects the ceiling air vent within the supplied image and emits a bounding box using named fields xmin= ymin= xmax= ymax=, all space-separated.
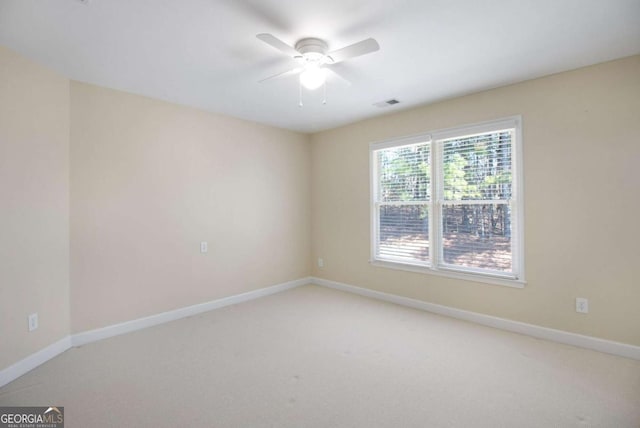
xmin=373 ymin=99 xmax=400 ymax=108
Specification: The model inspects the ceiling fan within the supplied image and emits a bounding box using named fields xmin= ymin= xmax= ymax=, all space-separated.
xmin=256 ymin=33 xmax=379 ymax=93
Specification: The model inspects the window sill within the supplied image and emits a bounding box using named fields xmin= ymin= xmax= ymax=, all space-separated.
xmin=369 ymin=259 xmax=526 ymax=289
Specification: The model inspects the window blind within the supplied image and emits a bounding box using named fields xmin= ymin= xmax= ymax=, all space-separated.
xmin=439 ymin=130 xmax=515 ymax=275
xmin=375 ymin=142 xmax=431 ymax=265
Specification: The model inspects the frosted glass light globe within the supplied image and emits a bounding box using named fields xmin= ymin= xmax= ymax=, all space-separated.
xmin=300 ymin=66 xmax=326 ymax=90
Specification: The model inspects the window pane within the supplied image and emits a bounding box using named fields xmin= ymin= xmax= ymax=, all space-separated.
xmin=377 ymin=143 xmax=430 ymax=202
xmin=442 ymin=131 xmax=512 ymax=201
xmin=441 ymin=203 xmax=512 ymax=272
xmin=378 ymin=204 xmax=429 ymax=263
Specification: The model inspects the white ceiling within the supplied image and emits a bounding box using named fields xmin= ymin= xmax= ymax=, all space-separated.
xmin=1 ymin=0 xmax=639 ymax=133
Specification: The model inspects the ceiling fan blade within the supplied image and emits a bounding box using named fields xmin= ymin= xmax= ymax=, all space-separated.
xmin=327 ymin=38 xmax=379 ymax=64
xmin=325 ymin=67 xmax=352 ymax=86
xmin=256 ymin=33 xmax=299 ymax=57
xmin=258 ymin=67 xmax=303 ymax=83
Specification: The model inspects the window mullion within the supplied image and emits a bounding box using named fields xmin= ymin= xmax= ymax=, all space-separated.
xmin=431 ymin=139 xmax=441 ymax=269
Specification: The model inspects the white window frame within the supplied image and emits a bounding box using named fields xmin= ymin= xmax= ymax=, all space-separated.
xmin=370 ymin=116 xmax=525 ymax=288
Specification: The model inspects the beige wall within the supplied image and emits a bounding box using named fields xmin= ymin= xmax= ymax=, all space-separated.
xmin=70 ymin=82 xmax=310 ymax=333
xmin=311 ymin=55 xmax=640 ymax=346
xmin=0 ymin=46 xmax=71 ymax=369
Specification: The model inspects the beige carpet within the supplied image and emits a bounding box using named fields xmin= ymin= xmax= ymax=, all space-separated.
xmin=1 ymin=284 xmax=639 ymax=427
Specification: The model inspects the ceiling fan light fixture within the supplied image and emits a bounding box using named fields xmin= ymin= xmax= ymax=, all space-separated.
xmin=257 ymin=33 xmax=379 ymax=95
xmin=299 ymin=65 xmax=326 ymax=90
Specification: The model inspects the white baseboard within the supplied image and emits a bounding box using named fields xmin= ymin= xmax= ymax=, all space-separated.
xmin=71 ymin=277 xmax=311 ymax=347
xmin=4 ymin=275 xmax=636 ymax=389
xmin=311 ymin=277 xmax=640 ymax=360
xmin=0 ymin=337 xmax=72 ymax=388
xmin=1 ymin=277 xmax=310 ymax=388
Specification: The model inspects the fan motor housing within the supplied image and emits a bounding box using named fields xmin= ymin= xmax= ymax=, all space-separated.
xmin=295 ymin=38 xmax=328 ymax=58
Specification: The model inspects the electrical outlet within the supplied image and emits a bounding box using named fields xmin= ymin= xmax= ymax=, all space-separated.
xmin=28 ymin=313 xmax=38 ymax=332
xmin=318 ymin=258 xmax=324 ymax=268
xmin=576 ymin=298 xmax=589 ymax=314
xmin=200 ymin=241 xmax=208 ymax=253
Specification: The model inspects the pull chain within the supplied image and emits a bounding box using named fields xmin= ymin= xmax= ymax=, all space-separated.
xmin=322 ymin=80 xmax=327 ymax=105
xmin=297 ymin=79 xmax=328 ymax=107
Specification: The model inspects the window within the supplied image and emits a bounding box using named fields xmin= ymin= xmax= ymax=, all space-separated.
xmin=370 ymin=117 xmax=524 ymax=286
